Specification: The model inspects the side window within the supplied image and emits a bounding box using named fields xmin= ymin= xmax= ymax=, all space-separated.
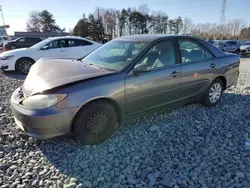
xmin=231 ymin=41 xmax=237 ymax=45
xmin=68 ymin=39 xmax=92 ymax=47
xmin=46 ymin=39 xmax=68 ymax=49
xmin=135 ymin=40 xmax=176 ymax=69
xmin=18 ymin=38 xmax=26 ymax=42
xmin=27 ymin=38 xmax=36 ymax=42
xmin=178 ymin=39 xmax=213 ymax=63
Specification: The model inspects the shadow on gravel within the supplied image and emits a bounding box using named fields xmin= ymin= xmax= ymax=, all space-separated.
xmin=37 ymin=91 xmax=250 ymax=186
xmin=1 ymin=71 xmax=26 ymax=80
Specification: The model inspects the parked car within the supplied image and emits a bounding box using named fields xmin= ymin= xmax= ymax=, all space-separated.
xmin=3 ymin=37 xmax=42 ymax=51
xmin=11 ymin=34 xmax=240 ymax=145
xmin=0 ymin=36 xmax=101 ymax=74
xmin=0 ymin=36 xmax=10 ymax=47
xmin=240 ymin=42 xmax=250 ymax=55
xmin=213 ymin=40 xmax=241 ymax=54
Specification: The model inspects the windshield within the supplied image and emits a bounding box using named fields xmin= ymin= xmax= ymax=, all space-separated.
xmin=82 ymin=40 xmax=148 ymax=71
xmin=29 ymin=38 xmax=52 ymax=49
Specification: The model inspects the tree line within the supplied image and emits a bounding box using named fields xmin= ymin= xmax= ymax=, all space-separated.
xmin=26 ymin=5 xmax=250 ymax=41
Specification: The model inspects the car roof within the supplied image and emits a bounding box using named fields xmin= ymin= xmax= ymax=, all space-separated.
xmin=47 ymin=36 xmax=89 ymax=40
xmin=115 ymin=34 xmax=201 ymax=42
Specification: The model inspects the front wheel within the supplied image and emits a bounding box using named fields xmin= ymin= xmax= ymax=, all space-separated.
xmin=201 ymin=79 xmax=223 ymax=107
xmin=16 ymin=58 xmax=35 ymax=74
xmin=73 ymin=101 xmax=118 ymax=145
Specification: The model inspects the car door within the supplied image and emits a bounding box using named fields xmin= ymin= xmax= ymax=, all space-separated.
xmin=125 ymin=39 xmax=181 ymax=116
xmin=15 ymin=38 xmax=27 ymax=48
xmin=177 ymin=39 xmax=219 ymax=100
xmin=38 ymin=39 xmax=69 ymax=59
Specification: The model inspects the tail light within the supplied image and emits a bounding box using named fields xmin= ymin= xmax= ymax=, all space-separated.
xmin=3 ymin=45 xmax=6 ymax=52
xmin=237 ymin=59 xmax=240 ymax=65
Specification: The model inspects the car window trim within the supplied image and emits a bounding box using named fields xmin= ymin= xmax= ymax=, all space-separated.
xmin=176 ymin=38 xmax=215 ymax=64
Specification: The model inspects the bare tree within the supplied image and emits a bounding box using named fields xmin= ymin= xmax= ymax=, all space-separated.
xmin=26 ymin=11 xmax=41 ymax=32
xmin=182 ymin=17 xmax=193 ymax=35
xmin=138 ymin=4 xmax=150 ymax=15
xmin=229 ymin=19 xmax=247 ymax=37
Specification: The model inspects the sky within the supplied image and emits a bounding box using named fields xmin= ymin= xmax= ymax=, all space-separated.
xmin=1 ymin=0 xmax=250 ymax=35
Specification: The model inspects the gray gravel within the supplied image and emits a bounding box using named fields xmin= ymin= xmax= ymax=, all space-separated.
xmin=1 ymin=58 xmax=250 ymax=188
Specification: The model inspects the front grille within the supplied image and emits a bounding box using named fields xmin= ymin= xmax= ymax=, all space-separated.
xmin=23 ymin=92 xmax=29 ymax=99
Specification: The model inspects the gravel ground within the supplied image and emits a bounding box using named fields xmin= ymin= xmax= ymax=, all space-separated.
xmin=1 ymin=57 xmax=250 ymax=188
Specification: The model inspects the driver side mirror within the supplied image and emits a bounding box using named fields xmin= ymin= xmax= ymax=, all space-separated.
xmin=41 ymin=45 xmax=49 ymax=50
xmin=133 ymin=64 xmax=151 ymax=75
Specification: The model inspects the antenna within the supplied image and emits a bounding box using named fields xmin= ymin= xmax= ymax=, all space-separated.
xmin=220 ymin=0 xmax=227 ymax=25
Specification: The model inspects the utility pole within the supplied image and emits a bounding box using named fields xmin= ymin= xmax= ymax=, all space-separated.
xmin=0 ymin=5 xmax=8 ymax=36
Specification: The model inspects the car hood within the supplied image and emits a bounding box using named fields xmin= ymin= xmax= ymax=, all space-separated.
xmin=240 ymin=45 xmax=250 ymax=50
xmin=0 ymin=48 xmax=29 ymax=56
xmin=22 ymin=58 xmax=115 ymax=95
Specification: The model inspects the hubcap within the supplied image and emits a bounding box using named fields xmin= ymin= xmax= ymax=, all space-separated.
xmin=19 ymin=60 xmax=33 ymax=74
xmin=86 ymin=113 xmax=108 ymax=135
xmin=209 ymin=83 xmax=222 ymax=103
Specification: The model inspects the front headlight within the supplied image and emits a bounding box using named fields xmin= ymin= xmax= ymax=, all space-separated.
xmin=22 ymin=94 xmax=67 ymax=109
xmin=1 ymin=55 xmax=14 ymax=60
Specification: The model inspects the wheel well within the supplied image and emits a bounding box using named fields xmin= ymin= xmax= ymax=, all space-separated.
xmin=15 ymin=57 xmax=35 ymax=70
xmin=71 ymin=98 xmax=122 ymax=132
xmin=216 ymin=76 xmax=227 ymax=90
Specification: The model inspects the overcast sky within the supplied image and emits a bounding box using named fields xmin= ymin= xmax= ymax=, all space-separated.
xmin=1 ymin=0 xmax=250 ymax=35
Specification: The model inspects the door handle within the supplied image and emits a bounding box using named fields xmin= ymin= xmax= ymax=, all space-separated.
xmin=170 ymin=71 xmax=179 ymax=77
xmin=210 ymin=63 xmax=216 ymax=68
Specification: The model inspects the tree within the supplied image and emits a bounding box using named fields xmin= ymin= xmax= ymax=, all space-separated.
xmin=73 ymin=14 xmax=89 ymax=37
xmin=119 ymin=9 xmax=127 ymax=36
xmin=88 ymin=14 xmax=105 ymax=41
xmin=26 ymin=11 xmax=41 ymax=32
xmin=174 ymin=16 xmax=183 ymax=34
xmin=239 ymin=27 xmax=250 ymax=39
xmin=26 ymin=10 xmax=63 ymax=32
xmin=182 ymin=17 xmax=193 ymax=35
xmin=39 ymin=10 xmax=62 ymax=32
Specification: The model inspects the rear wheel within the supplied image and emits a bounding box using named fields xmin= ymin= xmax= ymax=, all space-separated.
xmin=73 ymin=101 xmax=118 ymax=145
xmin=10 ymin=45 xmax=16 ymax=50
xmin=201 ymin=78 xmax=223 ymax=107
xmin=16 ymin=58 xmax=35 ymax=74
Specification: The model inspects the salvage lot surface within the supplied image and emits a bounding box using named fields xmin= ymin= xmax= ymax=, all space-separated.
xmin=0 ymin=57 xmax=250 ymax=188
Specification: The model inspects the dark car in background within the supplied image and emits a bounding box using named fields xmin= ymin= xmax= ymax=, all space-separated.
xmin=3 ymin=37 xmax=42 ymax=51
xmin=11 ymin=34 xmax=240 ymax=145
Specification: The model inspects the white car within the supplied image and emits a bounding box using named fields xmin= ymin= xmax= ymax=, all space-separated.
xmin=240 ymin=42 xmax=250 ymax=55
xmin=0 ymin=36 xmax=101 ymax=74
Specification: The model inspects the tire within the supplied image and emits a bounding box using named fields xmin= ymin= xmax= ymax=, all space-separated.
xmin=10 ymin=45 xmax=16 ymax=50
xmin=73 ymin=101 xmax=118 ymax=145
xmin=236 ymin=49 xmax=240 ymax=54
xmin=200 ymin=78 xmax=224 ymax=107
xmin=16 ymin=58 xmax=35 ymax=74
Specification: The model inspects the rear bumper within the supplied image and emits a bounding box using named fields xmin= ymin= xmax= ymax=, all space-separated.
xmin=225 ymin=71 xmax=239 ymax=88
xmin=11 ymin=88 xmax=77 ymax=140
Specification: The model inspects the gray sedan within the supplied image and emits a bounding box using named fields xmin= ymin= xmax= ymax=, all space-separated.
xmin=11 ymin=34 xmax=240 ymax=145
